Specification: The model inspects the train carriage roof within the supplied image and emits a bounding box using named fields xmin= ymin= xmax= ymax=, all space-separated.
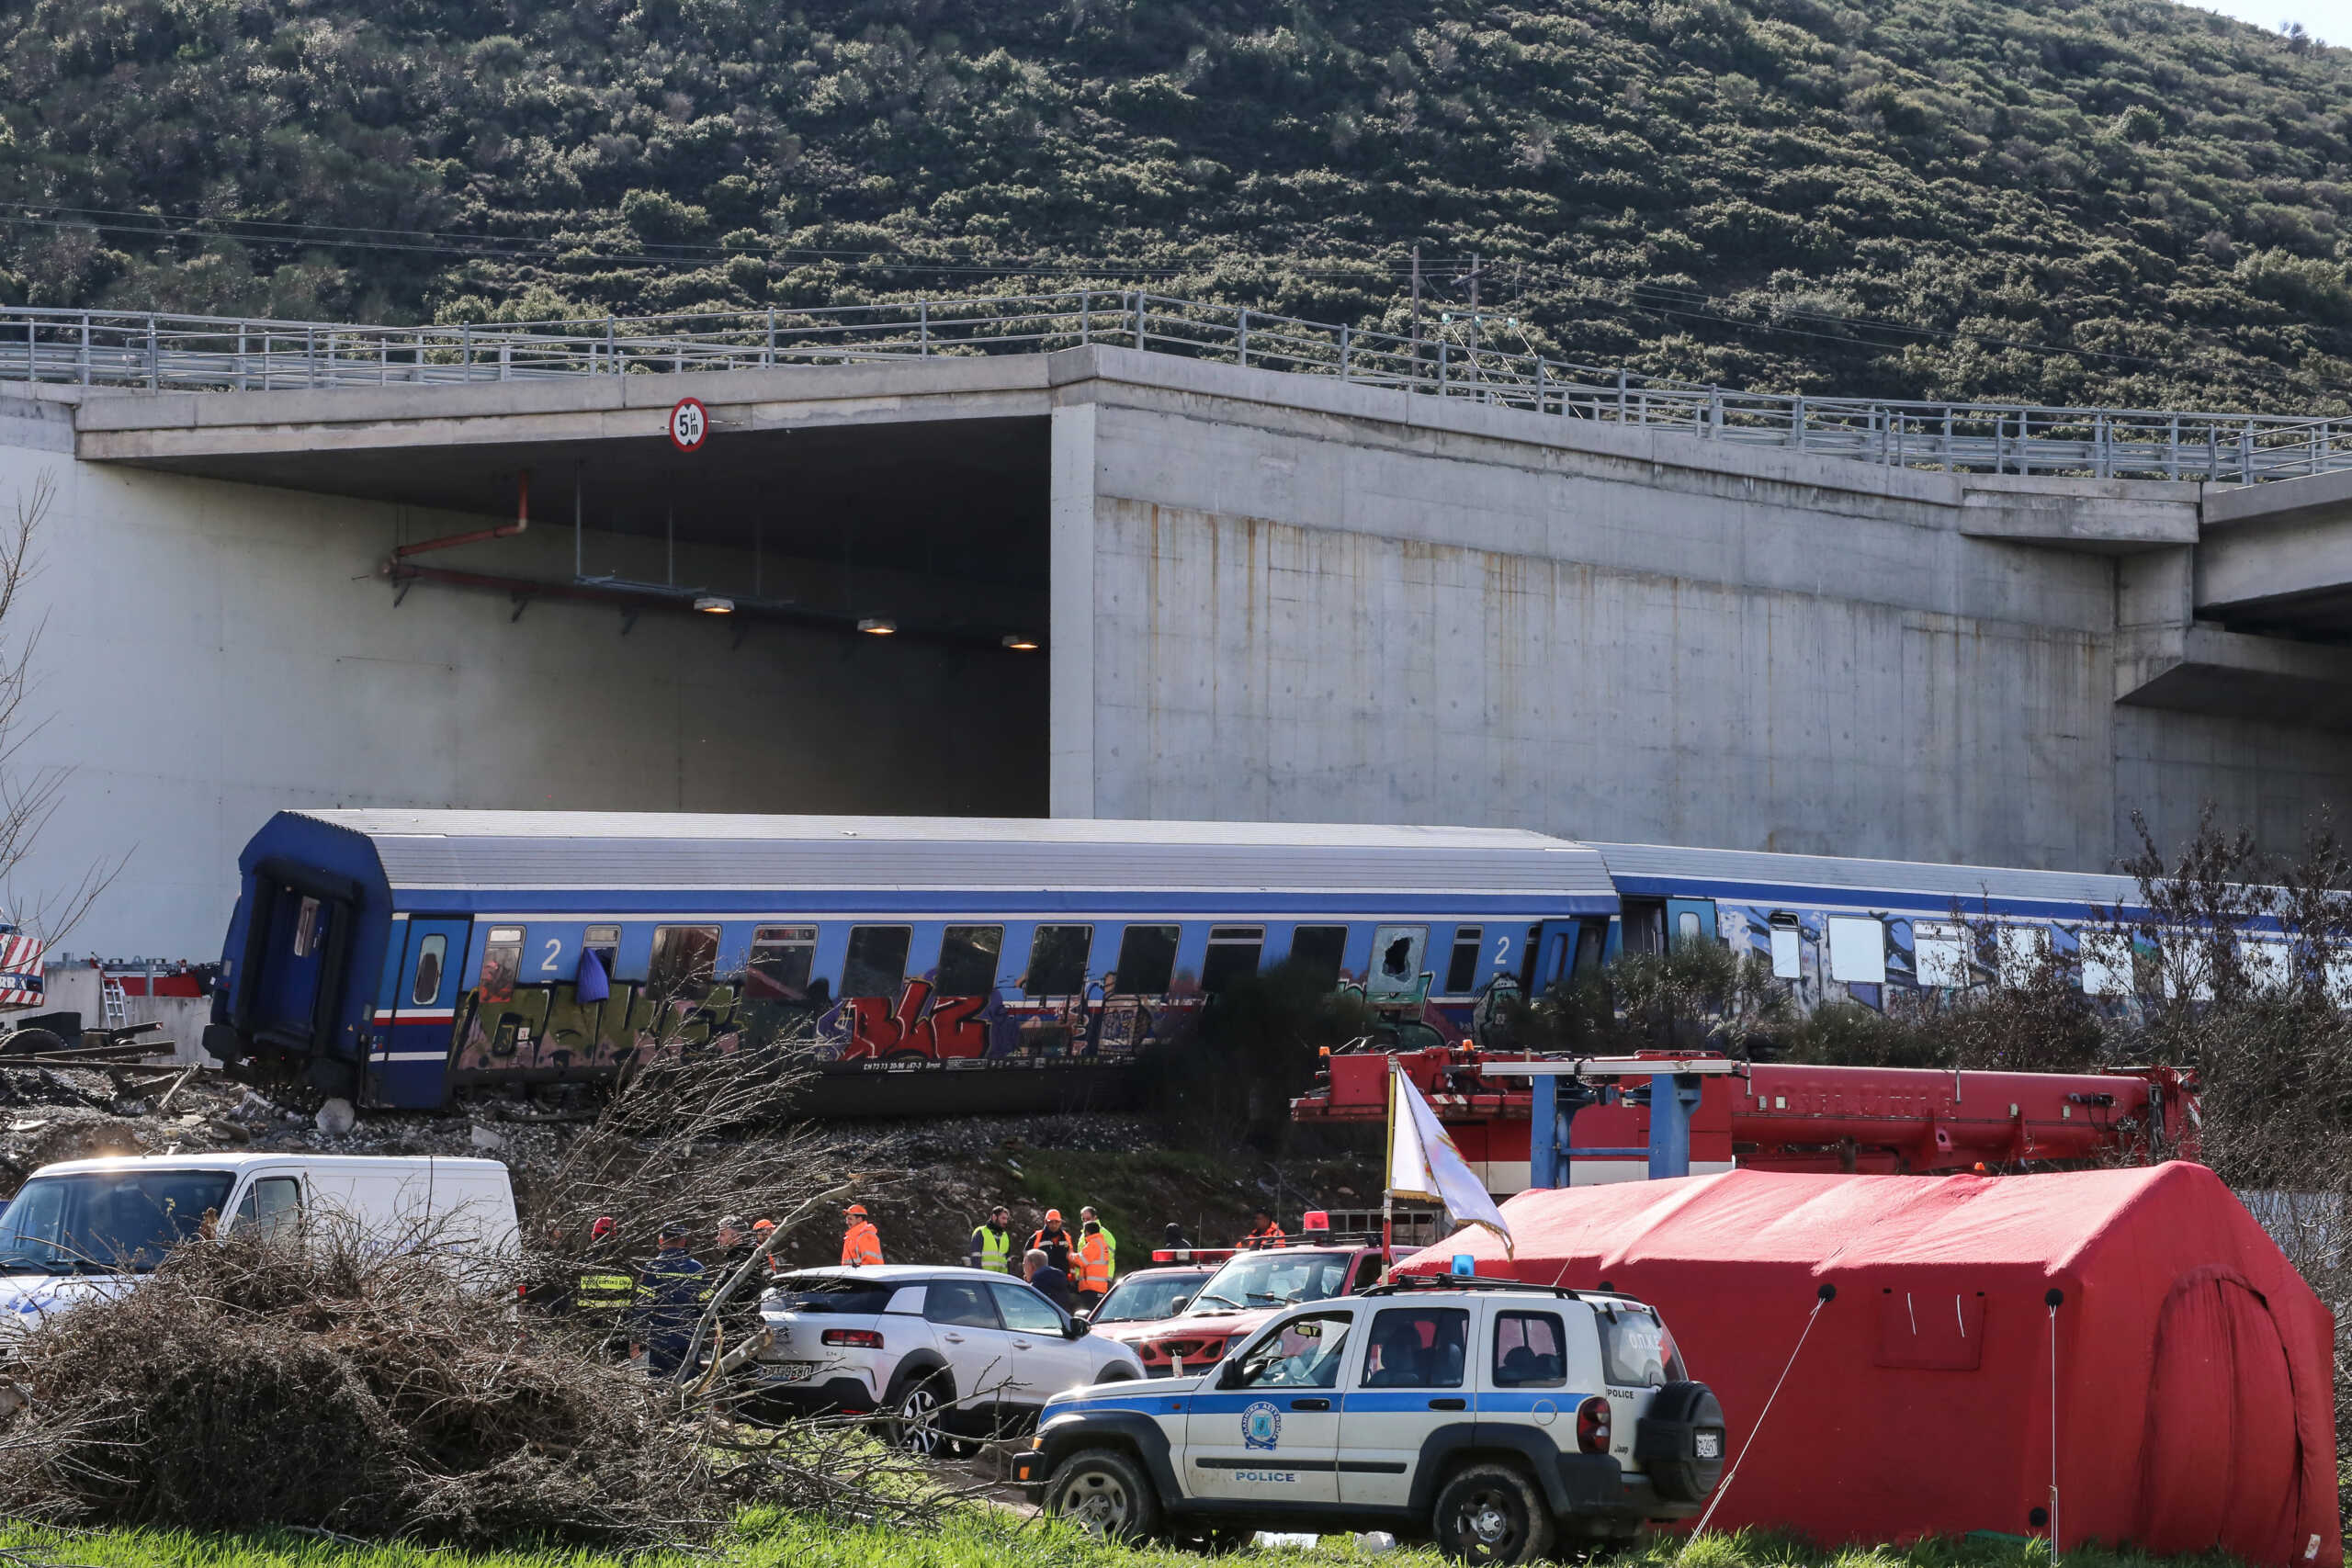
xmin=1589 ymin=840 xmax=2145 ymax=914
xmin=269 ymin=810 xmax=1620 ymax=902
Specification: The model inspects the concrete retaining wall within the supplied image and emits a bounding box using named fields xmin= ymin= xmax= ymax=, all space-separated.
xmin=1051 ymin=354 xmax=2351 ymax=869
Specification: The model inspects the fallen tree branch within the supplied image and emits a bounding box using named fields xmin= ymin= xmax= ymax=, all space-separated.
xmin=673 ymin=1180 xmax=854 ymax=1389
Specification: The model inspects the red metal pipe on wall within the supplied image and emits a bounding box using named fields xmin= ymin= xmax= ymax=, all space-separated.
xmin=389 ymin=469 xmax=530 ymax=560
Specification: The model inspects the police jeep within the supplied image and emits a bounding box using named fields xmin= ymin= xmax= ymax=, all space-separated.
xmin=1013 ymin=1279 xmax=1724 ymax=1562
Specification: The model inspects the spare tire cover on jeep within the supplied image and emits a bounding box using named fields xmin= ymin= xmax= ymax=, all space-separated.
xmin=1633 ymin=1382 xmax=1726 ymax=1503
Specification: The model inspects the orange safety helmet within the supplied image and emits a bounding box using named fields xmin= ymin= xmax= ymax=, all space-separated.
xmin=844 ymin=1203 xmax=869 ymax=1218
xmin=1044 ymin=1208 xmax=1063 ymax=1223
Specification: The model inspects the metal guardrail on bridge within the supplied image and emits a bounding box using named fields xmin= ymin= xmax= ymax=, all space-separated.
xmin=3 ymin=293 xmax=2346 ymax=484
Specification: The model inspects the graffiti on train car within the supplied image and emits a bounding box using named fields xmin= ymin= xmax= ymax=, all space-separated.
xmin=441 ymin=959 xmax=1489 ymax=1079
xmin=450 ymin=979 xmax=750 ymax=1077
xmin=827 ymin=978 xmax=1197 ymax=1066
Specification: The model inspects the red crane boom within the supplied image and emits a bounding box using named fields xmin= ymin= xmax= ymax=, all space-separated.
xmin=1292 ymin=1045 xmax=2197 ymax=1193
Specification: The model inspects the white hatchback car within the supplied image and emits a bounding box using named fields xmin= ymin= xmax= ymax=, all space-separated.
xmin=1014 ymin=1280 xmax=1724 ymax=1562
xmin=752 ymin=1265 xmax=1146 ymax=1452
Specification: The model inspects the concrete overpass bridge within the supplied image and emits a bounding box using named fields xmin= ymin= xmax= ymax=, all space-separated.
xmin=4 ymin=295 xmax=2350 ymax=956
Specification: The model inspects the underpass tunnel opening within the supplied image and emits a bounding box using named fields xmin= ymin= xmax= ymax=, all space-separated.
xmin=211 ymin=413 xmax=1051 ymax=818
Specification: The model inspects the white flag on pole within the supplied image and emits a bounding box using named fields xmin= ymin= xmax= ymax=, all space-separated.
xmin=1386 ymin=1060 xmax=1514 ymax=1256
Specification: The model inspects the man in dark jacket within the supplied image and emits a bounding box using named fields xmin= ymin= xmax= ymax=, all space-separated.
xmin=1023 ymin=1247 xmax=1077 ymax=1312
xmin=1029 ymin=1209 xmax=1074 ymax=1273
xmin=707 ymin=1214 xmax=764 ymax=1340
xmin=629 ymin=1221 xmax=706 ymax=1377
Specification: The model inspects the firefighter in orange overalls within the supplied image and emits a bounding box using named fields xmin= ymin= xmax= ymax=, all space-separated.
xmin=840 ymin=1203 xmax=884 ymax=1268
xmin=1076 ymin=1216 xmax=1114 ymax=1311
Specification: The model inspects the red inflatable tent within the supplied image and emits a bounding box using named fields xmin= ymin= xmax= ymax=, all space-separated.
xmin=1402 ymin=1161 xmax=2337 ymax=1566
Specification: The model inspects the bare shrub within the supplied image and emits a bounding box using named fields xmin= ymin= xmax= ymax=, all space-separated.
xmin=0 ymin=1224 xmax=718 ymax=1546
xmin=522 ymin=1033 xmax=847 ymax=1258
xmin=1502 ymin=942 xmax=1791 ymax=1056
xmin=0 ymin=1039 xmax=965 ymax=1549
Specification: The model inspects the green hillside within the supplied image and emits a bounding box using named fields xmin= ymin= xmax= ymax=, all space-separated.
xmin=6 ymin=0 xmax=2352 ymax=411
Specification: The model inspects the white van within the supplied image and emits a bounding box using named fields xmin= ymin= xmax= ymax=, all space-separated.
xmin=0 ymin=1153 xmax=519 ymax=1329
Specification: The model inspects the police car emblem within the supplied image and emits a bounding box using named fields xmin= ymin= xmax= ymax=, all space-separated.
xmin=1241 ymin=1401 xmax=1282 ymax=1450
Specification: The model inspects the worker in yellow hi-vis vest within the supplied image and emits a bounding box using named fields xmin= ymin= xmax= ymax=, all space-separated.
xmin=968 ymin=1203 xmax=1014 ymax=1272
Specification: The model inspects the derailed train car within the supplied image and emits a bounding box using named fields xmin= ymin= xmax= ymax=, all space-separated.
xmin=201 ymin=811 xmax=1619 ymax=1112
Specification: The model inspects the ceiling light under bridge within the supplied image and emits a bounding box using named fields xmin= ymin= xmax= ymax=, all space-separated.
xmin=858 ymin=617 xmax=897 ymax=635
xmin=1001 ymin=634 xmax=1041 ymax=650
xmin=694 ymin=595 xmax=734 ymax=615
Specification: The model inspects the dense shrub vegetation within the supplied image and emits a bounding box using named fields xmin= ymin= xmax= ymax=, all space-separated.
xmin=6 ymin=0 xmax=2352 ymax=410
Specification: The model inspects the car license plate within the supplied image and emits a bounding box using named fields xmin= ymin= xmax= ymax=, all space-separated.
xmin=770 ymin=1361 xmax=820 ymax=1382
xmin=1695 ymin=1430 xmax=1722 ymax=1460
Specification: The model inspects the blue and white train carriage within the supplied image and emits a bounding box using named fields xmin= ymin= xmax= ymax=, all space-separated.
xmin=203 ymin=811 xmax=1622 ymax=1112
xmin=1588 ymin=841 xmax=2161 ymax=1005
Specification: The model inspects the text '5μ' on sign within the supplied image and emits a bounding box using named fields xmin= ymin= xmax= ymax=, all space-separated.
xmin=668 ymin=396 xmax=709 ymax=453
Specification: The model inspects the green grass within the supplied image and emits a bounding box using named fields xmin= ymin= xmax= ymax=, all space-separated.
xmin=0 ymin=1516 xmax=2246 ymax=1568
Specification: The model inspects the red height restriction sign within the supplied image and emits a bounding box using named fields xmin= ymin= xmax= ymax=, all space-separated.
xmin=668 ymin=396 xmax=709 ymax=453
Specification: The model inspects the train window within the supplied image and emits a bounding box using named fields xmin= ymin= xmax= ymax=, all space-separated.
xmin=1915 ymin=922 xmax=1969 ymax=988
xmin=291 ymin=897 xmax=322 ymax=958
xmin=583 ymin=925 xmax=620 ymax=980
xmin=1996 ymin=924 xmax=2048 ymax=987
xmin=1201 ymin=926 xmax=1264 ymax=993
xmin=2240 ymin=940 xmax=2290 ymax=992
xmin=842 ymin=927 xmax=912 ymax=999
xmin=1368 ymin=925 xmax=1428 ymax=999
xmin=747 ymin=926 xmax=818 ymax=1000
xmin=1289 ymin=925 xmax=1348 ymax=988
xmin=1445 ymin=927 xmax=1484 ymax=994
xmin=1024 ymin=925 xmax=1092 ymax=998
xmin=2079 ymin=931 xmax=2133 ymax=998
xmin=649 ymin=925 xmax=720 ymax=1000
xmin=937 ymin=926 xmax=1003 ymax=996
xmin=1621 ymin=901 xmax=1665 ymax=957
xmin=1676 ymin=910 xmax=1703 ymax=946
xmin=1769 ymin=915 xmax=1803 ymax=980
xmin=480 ymin=927 xmax=523 ymax=1004
xmin=1826 ymin=917 xmax=1887 ymax=985
xmin=1114 ymin=925 xmax=1180 ymax=995
xmin=1573 ymin=918 xmax=1608 ymax=977
xmin=410 ymin=935 xmax=446 ymax=1007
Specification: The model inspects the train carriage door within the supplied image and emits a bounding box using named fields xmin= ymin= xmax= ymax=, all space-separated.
xmin=243 ymin=870 xmax=355 ymax=1057
xmin=1667 ymin=898 xmax=1715 ymax=951
xmin=370 ymin=916 xmax=468 ymax=1109
xmin=1531 ymin=920 xmax=1582 ymax=992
